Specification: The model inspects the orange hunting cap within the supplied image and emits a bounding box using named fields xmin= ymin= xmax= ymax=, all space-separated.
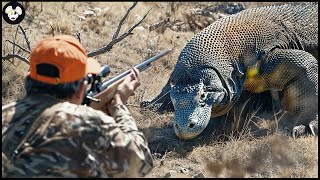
xmin=29 ymin=35 xmax=101 ymax=84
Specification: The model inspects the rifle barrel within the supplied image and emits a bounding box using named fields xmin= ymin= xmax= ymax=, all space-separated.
xmin=99 ymin=49 xmax=171 ymax=90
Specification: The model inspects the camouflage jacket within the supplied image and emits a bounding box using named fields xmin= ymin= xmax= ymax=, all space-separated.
xmin=2 ymin=94 xmax=153 ymax=178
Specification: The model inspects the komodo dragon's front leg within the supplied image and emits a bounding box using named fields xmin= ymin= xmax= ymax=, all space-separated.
xmin=259 ymin=49 xmax=318 ymax=138
xmin=140 ymin=77 xmax=174 ymax=112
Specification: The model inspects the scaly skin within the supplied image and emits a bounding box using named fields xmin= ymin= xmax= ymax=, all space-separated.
xmin=144 ymin=3 xmax=318 ymax=139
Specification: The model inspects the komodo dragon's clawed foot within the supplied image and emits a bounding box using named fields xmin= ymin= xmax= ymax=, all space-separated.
xmin=292 ymin=125 xmax=307 ymax=139
xmin=140 ymin=100 xmax=159 ymax=110
xmin=140 ymin=100 xmax=151 ymax=108
xmin=291 ymin=118 xmax=318 ymax=139
xmin=140 ymin=100 xmax=165 ymax=112
xmin=309 ymin=119 xmax=318 ymax=136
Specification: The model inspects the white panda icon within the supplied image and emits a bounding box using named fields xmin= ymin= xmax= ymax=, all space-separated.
xmin=5 ymin=6 xmax=22 ymax=21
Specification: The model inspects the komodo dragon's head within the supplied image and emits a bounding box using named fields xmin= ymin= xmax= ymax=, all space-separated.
xmin=170 ymin=64 xmax=239 ymax=140
xmin=168 ymin=15 xmax=247 ymax=139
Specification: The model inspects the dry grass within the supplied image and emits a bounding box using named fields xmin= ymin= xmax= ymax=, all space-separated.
xmin=2 ymin=61 xmax=28 ymax=105
xmin=204 ymin=134 xmax=318 ymax=178
xmin=2 ymin=2 xmax=317 ymax=178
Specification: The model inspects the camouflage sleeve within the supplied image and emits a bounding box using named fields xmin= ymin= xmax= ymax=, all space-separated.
xmin=2 ymin=101 xmax=153 ymax=178
xmin=2 ymin=152 xmax=8 ymax=178
xmin=85 ymin=104 xmax=154 ymax=178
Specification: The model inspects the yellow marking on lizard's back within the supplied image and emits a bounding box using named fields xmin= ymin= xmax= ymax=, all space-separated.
xmin=244 ymin=67 xmax=267 ymax=93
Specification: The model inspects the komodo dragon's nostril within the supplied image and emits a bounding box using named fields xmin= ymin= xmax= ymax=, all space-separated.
xmin=175 ymin=123 xmax=179 ymax=129
xmin=188 ymin=123 xmax=195 ymax=128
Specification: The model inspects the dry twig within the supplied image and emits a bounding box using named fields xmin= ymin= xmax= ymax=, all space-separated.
xmin=2 ymin=25 xmax=31 ymax=64
xmin=3 ymin=2 xmax=149 ymax=65
xmin=87 ymin=2 xmax=151 ymax=57
xmin=2 ymin=54 xmax=30 ymax=64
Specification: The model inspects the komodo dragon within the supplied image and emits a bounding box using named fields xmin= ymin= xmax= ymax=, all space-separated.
xmin=143 ymin=3 xmax=318 ymax=139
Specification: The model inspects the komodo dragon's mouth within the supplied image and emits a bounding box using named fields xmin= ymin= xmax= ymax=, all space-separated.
xmin=205 ymin=65 xmax=240 ymax=117
xmin=211 ymin=95 xmax=239 ymax=117
xmin=175 ymin=131 xmax=202 ymax=140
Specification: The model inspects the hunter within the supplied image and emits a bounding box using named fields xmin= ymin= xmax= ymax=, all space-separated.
xmin=2 ymin=35 xmax=153 ymax=178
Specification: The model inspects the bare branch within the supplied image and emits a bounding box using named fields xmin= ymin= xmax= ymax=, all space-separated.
xmin=11 ymin=25 xmax=15 ymax=54
xmin=5 ymin=40 xmax=31 ymax=53
xmin=4 ymin=25 xmax=31 ymax=65
xmin=49 ymin=24 xmax=55 ymax=37
xmin=121 ymin=8 xmax=151 ymax=38
xmin=76 ymin=32 xmax=81 ymax=43
xmin=3 ymin=3 xmax=149 ymax=65
xmin=87 ymin=7 xmax=151 ymax=57
xmin=112 ymin=2 xmax=138 ymax=40
xmin=2 ymin=54 xmax=30 ymax=65
xmin=149 ymin=17 xmax=169 ymax=32
xmin=87 ymin=36 xmax=127 ymax=57
xmin=15 ymin=25 xmax=32 ymax=51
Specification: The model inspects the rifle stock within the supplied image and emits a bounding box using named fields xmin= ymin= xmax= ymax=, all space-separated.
xmin=86 ymin=49 xmax=172 ymax=110
xmin=89 ymin=76 xmax=124 ymax=110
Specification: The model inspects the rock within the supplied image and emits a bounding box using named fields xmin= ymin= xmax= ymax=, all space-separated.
xmin=83 ymin=10 xmax=95 ymax=17
xmin=192 ymin=173 xmax=206 ymax=178
xmin=171 ymin=25 xmax=178 ymax=31
xmin=93 ymin=7 xmax=102 ymax=16
xmin=78 ymin=15 xmax=86 ymax=21
xmin=206 ymin=17 xmax=214 ymax=23
xmin=162 ymin=170 xmax=192 ymax=178
xmin=162 ymin=171 xmax=177 ymax=178
xmin=39 ymin=21 xmax=46 ymax=26
xmin=225 ymin=3 xmax=245 ymax=14
xmin=180 ymin=167 xmax=190 ymax=174
xmin=134 ymin=26 xmax=145 ymax=31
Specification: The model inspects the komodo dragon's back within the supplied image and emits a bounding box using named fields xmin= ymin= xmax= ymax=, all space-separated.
xmin=145 ymin=3 xmax=318 ymax=139
xmin=174 ymin=2 xmax=318 ymax=76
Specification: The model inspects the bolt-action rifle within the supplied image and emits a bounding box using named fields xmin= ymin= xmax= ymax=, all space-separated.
xmin=82 ymin=49 xmax=171 ymax=110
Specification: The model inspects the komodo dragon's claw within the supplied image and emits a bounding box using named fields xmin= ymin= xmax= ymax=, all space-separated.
xmin=308 ymin=119 xmax=318 ymax=136
xmin=140 ymin=100 xmax=163 ymax=112
xmin=140 ymin=100 xmax=151 ymax=108
xmin=292 ymin=125 xmax=307 ymax=139
xmin=292 ymin=117 xmax=318 ymax=139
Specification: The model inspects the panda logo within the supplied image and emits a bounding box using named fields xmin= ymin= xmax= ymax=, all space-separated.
xmin=2 ymin=2 xmax=25 ymax=24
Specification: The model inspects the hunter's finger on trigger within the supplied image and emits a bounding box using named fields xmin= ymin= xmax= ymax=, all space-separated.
xmin=131 ymin=67 xmax=140 ymax=79
xmin=129 ymin=72 xmax=136 ymax=81
xmin=130 ymin=69 xmax=139 ymax=81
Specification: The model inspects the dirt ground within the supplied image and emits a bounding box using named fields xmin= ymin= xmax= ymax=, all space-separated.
xmin=2 ymin=2 xmax=318 ymax=178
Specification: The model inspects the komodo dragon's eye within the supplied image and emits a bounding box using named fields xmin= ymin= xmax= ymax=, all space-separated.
xmin=199 ymin=88 xmax=206 ymax=100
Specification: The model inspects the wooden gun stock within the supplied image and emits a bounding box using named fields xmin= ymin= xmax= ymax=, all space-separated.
xmin=89 ymin=76 xmax=124 ymax=110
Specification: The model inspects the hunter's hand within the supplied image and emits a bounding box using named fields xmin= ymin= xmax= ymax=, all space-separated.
xmin=105 ymin=68 xmax=140 ymax=115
